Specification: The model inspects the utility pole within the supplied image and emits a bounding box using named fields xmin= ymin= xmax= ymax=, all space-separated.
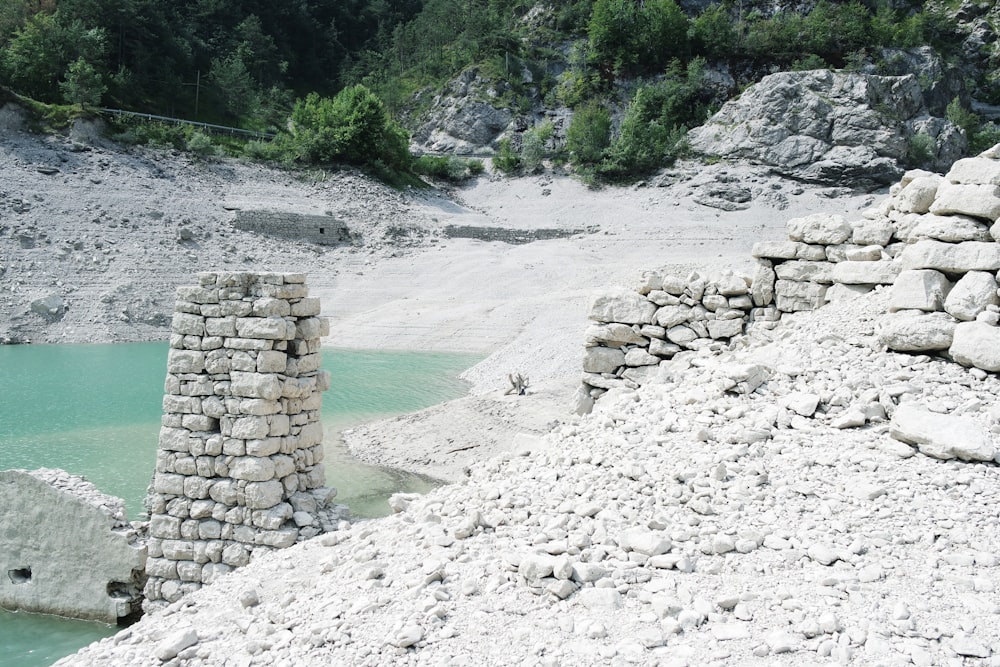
xmin=182 ymin=70 xmax=201 ymax=118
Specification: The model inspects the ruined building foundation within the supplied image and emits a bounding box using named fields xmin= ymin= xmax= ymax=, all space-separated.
xmin=144 ymin=272 xmax=338 ymax=611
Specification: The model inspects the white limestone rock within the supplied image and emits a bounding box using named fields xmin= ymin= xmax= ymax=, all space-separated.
xmin=844 ymin=245 xmax=883 ymax=261
xmin=775 ymin=280 xmax=826 ymax=312
xmin=889 ymin=269 xmax=951 ymax=312
xmin=831 ymin=260 xmax=900 ymax=285
xmin=895 ymin=175 xmax=941 ymax=213
xmin=582 ymin=346 xmax=625 ymax=374
xmin=751 ymin=261 xmax=776 ymax=307
xmin=878 ymin=310 xmax=956 ymax=351
xmin=585 ymin=323 xmax=647 ymax=347
xmin=825 ymin=283 xmax=872 ymax=303
xmin=852 ymin=218 xmax=894 ymax=246
xmin=624 ymin=348 xmax=660 ymax=367
xmin=774 ymin=260 xmax=834 ymax=284
xmin=890 ymin=403 xmax=996 ymax=461
xmin=905 ymin=213 xmax=992 ymax=243
xmin=155 ymin=628 xmax=199 ymax=661
xmin=588 ymin=288 xmax=656 ymax=324
xmin=943 ymin=271 xmax=999 ymax=321
xmin=950 ymin=321 xmax=1000 ymax=372
xmin=946 ymin=156 xmax=1000 ymax=186
xmin=929 ymin=181 xmax=1000 ymax=221
xmin=787 ymin=213 xmax=852 ymax=245
xmin=899 ymin=240 xmax=1000 ymax=273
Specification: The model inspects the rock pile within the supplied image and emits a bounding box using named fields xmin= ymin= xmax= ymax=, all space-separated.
xmin=144 ymin=271 xmax=340 ymax=612
xmin=581 ymin=270 xmax=774 ymax=400
xmin=58 ymin=291 xmax=1000 ymax=666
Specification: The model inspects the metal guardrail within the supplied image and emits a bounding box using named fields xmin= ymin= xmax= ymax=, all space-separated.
xmin=98 ymin=108 xmax=276 ymax=140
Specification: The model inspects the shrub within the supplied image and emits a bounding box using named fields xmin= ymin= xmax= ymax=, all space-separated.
xmin=287 ymin=85 xmax=411 ymax=171
xmin=906 ymin=133 xmax=935 ymax=168
xmin=521 ymin=122 xmax=554 ymax=173
xmin=493 ymin=138 xmax=520 ymax=174
xmin=566 ymin=102 xmax=611 ymax=166
xmin=59 ymin=57 xmax=105 ymax=106
xmin=413 ymin=155 xmax=484 ymax=182
xmin=184 ymin=129 xmax=215 ymax=157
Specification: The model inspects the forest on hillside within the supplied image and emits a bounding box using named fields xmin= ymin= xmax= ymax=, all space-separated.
xmin=1 ymin=0 xmax=996 ymax=178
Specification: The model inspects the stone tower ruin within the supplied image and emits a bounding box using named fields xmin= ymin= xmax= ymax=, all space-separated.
xmin=144 ymin=272 xmax=337 ymax=611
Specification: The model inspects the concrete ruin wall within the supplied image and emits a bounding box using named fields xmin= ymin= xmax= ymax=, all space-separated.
xmin=144 ymin=271 xmax=337 ymax=612
xmin=232 ymin=210 xmax=354 ymax=246
xmin=583 ymin=143 xmax=1000 ymax=400
xmin=0 ymin=468 xmax=146 ymax=623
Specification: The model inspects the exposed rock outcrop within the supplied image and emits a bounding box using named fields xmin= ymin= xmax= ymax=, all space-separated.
xmin=411 ymin=69 xmax=514 ymax=155
xmin=688 ymin=70 xmax=965 ymax=187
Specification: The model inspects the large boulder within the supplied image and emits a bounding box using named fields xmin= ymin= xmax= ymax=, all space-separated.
xmin=944 ymin=271 xmax=999 ymax=321
xmin=687 ymin=70 xmax=963 ymax=186
xmin=878 ymin=310 xmax=956 ymax=351
xmin=950 ymin=321 xmax=1000 ymax=372
xmin=890 ymin=404 xmax=996 ymax=462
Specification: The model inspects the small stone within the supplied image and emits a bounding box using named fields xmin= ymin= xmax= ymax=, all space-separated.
xmin=154 ymin=628 xmax=199 ymax=661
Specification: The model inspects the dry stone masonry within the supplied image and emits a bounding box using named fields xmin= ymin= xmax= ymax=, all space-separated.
xmin=582 ymin=271 xmax=774 ymax=400
xmin=585 ymin=142 xmax=1000 ymax=400
xmin=144 ymin=271 xmax=338 ymax=611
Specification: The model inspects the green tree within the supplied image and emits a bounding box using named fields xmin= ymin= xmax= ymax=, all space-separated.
xmin=210 ymin=51 xmax=260 ymax=118
xmin=690 ymin=3 xmax=736 ymax=61
xmin=566 ymin=102 xmax=611 ymax=166
xmin=287 ymin=85 xmax=411 ymax=170
xmin=59 ymin=56 xmax=106 ymax=106
xmin=1 ymin=11 xmax=106 ymax=102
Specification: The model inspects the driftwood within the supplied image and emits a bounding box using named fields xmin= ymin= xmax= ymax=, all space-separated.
xmin=505 ymin=372 xmax=529 ymax=396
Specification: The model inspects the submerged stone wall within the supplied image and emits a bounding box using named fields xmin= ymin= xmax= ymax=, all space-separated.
xmin=0 ymin=468 xmax=146 ymax=623
xmin=144 ymin=271 xmax=338 ymax=612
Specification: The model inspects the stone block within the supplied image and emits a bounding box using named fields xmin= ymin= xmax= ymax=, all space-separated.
xmin=775 ymin=280 xmax=826 ymax=312
xmin=624 ymin=348 xmax=659 ymax=366
xmin=150 ymin=515 xmax=182 ymax=540
xmin=878 ymin=310 xmax=956 ymax=352
xmin=655 ymin=304 xmax=692 ymax=328
xmin=889 ymin=270 xmax=951 ymax=312
xmin=929 ymin=181 xmax=1000 ymax=221
xmin=906 ymin=214 xmax=991 ymax=243
xmin=230 ymin=457 xmax=275 ymax=482
xmin=230 ymin=415 xmax=271 ymax=440
xmin=831 ymin=260 xmax=900 ymax=285
xmin=256 ymin=528 xmax=298 ymax=548
xmin=944 ymin=271 xmax=999 ymax=321
xmin=295 ymin=317 xmax=324 ymax=340
xmin=895 ymin=176 xmax=941 ymax=214
xmin=167 ymin=349 xmax=206 ymax=374
xmin=256 ymin=350 xmax=287 ymax=373
xmin=582 ymin=346 xmax=625 ymax=373
xmin=245 ymin=480 xmax=284 ymax=509
xmin=252 ymin=297 xmax=291 ymax=317
xmin=588 ymin=288 xmax=656 ymax=324
xmin=946 ymin=156 xmax=1000 ymax=186
xmin=950 ymin=321 xmax=1000 ymax=372
xmin=844 ymin=246 xmax=883 ymax=262
xmin=201 ymin=563 xmax=233 ymax=585
xmin=230 ymin=371 xmax=282 ymax=400
xmin=585 ymin=323 xmax=647 ymax=347
xmin=890 ymin=403 xmax=995 ymax=461
xmin=251 ymin=503 xmax=293 ymax=530
xmin=852 ymin=218 xmax=894 ymax=246
xmin=666 ymin=325 xmax=697 ymax=346
xmin=162 ymin=395 xmax=202 ymax=414
xmin=900 ymin=240 xmax=1000 ymax=273
xmin=751 ymin=241 xmax=800 ymax=260
xmin=774 ymin=260 xmax=834 ymax=284
xmin=290 ymin=297 xmax=321 ymax=317
xmin=246 ymin=437 xmax=282 ymax=457
xmin=171 ymin=312 xmax=205 ymax=336
xmin=236 ymin=316 xmax=294 ymax=340
xmin=161 ymin=540 xmax=194 ymax=561
xmin=707 ymin=318 xmax=744 ymax=339
xmin=787 ymin=213 xmax=852 ymax=245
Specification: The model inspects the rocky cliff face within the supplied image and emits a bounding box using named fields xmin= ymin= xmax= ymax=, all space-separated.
xmin=688 ymin=70 xmax=965 ymax=188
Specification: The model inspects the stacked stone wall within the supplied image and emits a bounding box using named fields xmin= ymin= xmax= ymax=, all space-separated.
xmin=583 ymin=143 xmax=1000 ymax=400
xmin=144 ymin=271 xmax=337 ymax=611
xmin=581 ymin=270 xmax=776 ymax=399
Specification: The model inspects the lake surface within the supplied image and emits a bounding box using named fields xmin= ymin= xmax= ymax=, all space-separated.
xmin=0 ymin=342 xmax=478 ymax=667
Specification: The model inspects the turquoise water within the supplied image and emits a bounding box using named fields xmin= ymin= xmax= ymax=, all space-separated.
xmin=0 ymin=342 xmax=478 ymax=667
